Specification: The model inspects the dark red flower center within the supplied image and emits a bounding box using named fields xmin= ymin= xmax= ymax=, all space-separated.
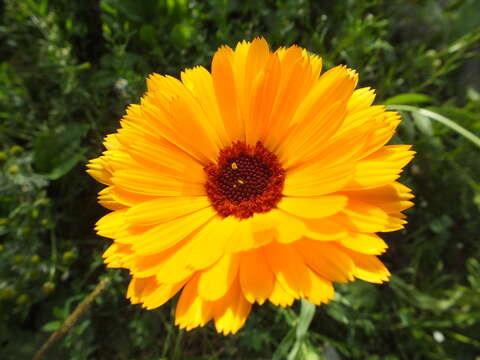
xmin=204 ymin=141 xmax=285 ymax=219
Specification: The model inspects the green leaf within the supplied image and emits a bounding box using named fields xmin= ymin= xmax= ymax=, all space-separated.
xmin=171 ymin=22 xmax=194 ymax=47
xmin=139 ymin=24 xmax=157 ymax=44
xmin=383 ymin=93 xmax=435 ymax=105
xmin=41 ymin=320 xmax=61 ymax=332
xmin=33 ymin=124 xmax=88 ymax=180
xmin=412 ymin=112 xmax=433 ymax=137
xmin=387 ymin=105 xmax=480 ymax=148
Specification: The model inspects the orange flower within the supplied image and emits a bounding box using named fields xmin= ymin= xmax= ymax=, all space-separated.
xmin=87 ymin=38 xmax=414 ymax=334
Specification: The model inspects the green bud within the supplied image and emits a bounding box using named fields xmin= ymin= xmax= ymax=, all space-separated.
xmin=20 ymin=226 xmax=31 ymax=236
xmin=31 ymin=208 xmax=39 ymax=218
xmin=0 ymin=287 xmax=16 ymax=300
xmin=8 ymin=165 xmax=19 ymax=174
xmin=16 ymin=294 xmax=29 ymax=305
xmin=10 ymin=145 xmax=24 ymax=156
xmin=0 ymin=218 xmax=7 ymax=226
xmin=30 ymin=254 xmax=41 ymax=264
xmin=42 ymin=281 xmax=56 ymax=294
xmin=40 ymin=218 xmax=50 ymax=226
xmin=36 ymin=198 xmax=50 ymax=206
xmin=0 ymin=151 xmax=7 ymax=163
xmin=28 ymin=269 xmax=41 ymax=280
xmin=13 ymin=254 xmax=25 ymax=264
xmin=62 ymin=250 xmax=76 ymax=263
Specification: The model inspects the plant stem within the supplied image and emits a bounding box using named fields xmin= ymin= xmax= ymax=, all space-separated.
xmin=32 ymin=278 xmax=109 ymax=360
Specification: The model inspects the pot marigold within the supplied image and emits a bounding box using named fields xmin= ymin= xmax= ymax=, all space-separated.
xmin=87 ymin=38 xmax=414 ymax=335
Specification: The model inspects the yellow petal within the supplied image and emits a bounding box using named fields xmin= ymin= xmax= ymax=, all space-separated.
xmin=337 ymin=105 xmax=386 ymax=136
xmin=263 ymin=46 xmax=317 ymax=150
xmin=112 ymin=169 xmax=205 ymax=197
xmin=86 ymin=157 xmax=113 ymax=185
xmin=278 ymin=100 xmax=347 ymax=169
xmin=344 ymin=145 xmax=415 ymax=190
xmin=224 ymin=219 xmax=256 ymax=253
xmin=278 ymin=195 xmax=348 ymax=219
xmin=268 ymin=280 xmax=295 ymax=307
xmin=95 ymin=210 xmax=127 ymax=239
xmin=302 ymin=49 xmax=323 ymax=80
xmin=361 ymin=111 xmax=402 ymax=157
xmin=250 ymin=53 xmax=282 ymax=144
xmin=252 ymin=210 xmax=306 ymax=244
xmin=382 ymin=216 xmax=408 ymax=232
xmin=339 ymin=233 xmax=388 ymax=255
xmin=335 ymin=199 xmax=389 ymax=233
xmin=244 ymin=38 xmax=271 ymax=144
xmin=163 ymin=94 xmax=221 ymax=164
xmin=143 ymin=73 xmax=226 ymax=164
xmin=283 ymin=162 xmax=355 ymax=197
xmin=213 ymin=278 xmax=252 ymax=335
xmin=130 ymin=237 xmax=195 ymax=284
xmin=264 ymin=242 xmax=310 ymax=298
xmin=109 ymin=186 xmax=156 ymax=207
xmin=303 ymin=121 xmax=373 ymax=170
xmin=127 ymin=276 xmax=156 ymax=305
xmin=97 ymin=187 xmax=125 ymax=210
xmin=303 ymin=217 xmax=347 ymax=241
xmin=132 ymin=207 xmax=216 ymax=255
xmin=175 ymin=274 xmax=214 ymax=331
xmin=295 ymin=238 xmax=355 ymax=283
xmin=127 ymin=135 xmax=206 ymax=183
xmin=346 ymin=87 xmax=376 ymax=115
xmin=103 ymin=242 xmax=132 ymax=268
xmin=180 ymin=66 xmax=231 ymax=147
xmin=103 ymin=133 xmax=122 ymax=151
xmin=304 ymin=269 xmax=334 ymax=305
xmin=186 ymin=216 xmax=240 ymax=270
xmin=211 ymin=45 xmax=243 ymax=141
xmin=341 ymin=182 xmax=414 ymax=214
xmin=142 ymin=278 xmax=189 ymax=310
xmin=239 ymin=248 xmax=275 ymax=304
xmin=198 ymin=253 xmax=241 ymax=301
xmin=126 ymin=196 xmax=211 ymax=226
xmin=289 ymin=65 xmax=356 ymax=127
xmin=342 ymin=248 xmax=391 ymax=283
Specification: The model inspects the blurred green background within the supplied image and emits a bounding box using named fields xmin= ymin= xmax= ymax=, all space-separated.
xmin=1 ymin=0 xmax=480 ymax=359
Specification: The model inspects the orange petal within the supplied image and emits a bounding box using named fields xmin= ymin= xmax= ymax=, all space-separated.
xmin=239 ymin=248 xmax=275 ymax=304
xmin=295 ymin=238 xmax=355 ymax=283
xmin=264 ymin=242 xmax=310 ymax=298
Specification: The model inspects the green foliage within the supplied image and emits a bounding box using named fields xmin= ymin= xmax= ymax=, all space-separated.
xmin=0 ymin=0 xmax=479 ymax=359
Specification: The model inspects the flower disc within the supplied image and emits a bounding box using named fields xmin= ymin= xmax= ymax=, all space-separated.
xmin=205 ymin=141 xmax=285 ymax=218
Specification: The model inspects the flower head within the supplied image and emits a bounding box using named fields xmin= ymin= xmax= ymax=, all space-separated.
xmin=87 ymin=38 xmax=414 ymax=335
